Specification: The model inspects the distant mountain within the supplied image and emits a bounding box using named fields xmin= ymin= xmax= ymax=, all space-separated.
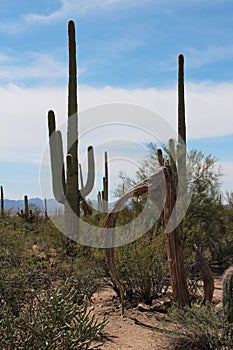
xmin=4 ymin=197 xmax=113 ymax=215
xmin=4 ymin=198 xmax=63 ymax=215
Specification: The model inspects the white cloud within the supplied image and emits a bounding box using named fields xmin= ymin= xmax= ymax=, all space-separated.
xmin=185 ymin=81 xmax=233 ymax=139
xmin=218 ymin=161 xmax=233 ymax=194
xmin=25 ymin=0 xmax=158 ymax=23
xmin=0 ymin=81 xmax=232 ymax=163
xmin=0 ymin=80 xmax=232 ymax=197
xmin=25 ymin=0 xmax=123 ymax=22
xmin=0 ymin=52 xmax=66 ymax=83
xmin=78 ymin=82 xmax=233 ymax=141
xmin=184 ymin=46 xmax=233 ymax=68
xmin=0 ymin=54 xmax=10 ymax=62
xmin=0 ymin=84 xmax=67 ymax=163
xmin=0 ymin=0 xmax=154 ymax=33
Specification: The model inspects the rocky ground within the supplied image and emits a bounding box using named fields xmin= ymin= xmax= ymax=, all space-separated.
xmin=91 ymin=276 xmax=223 ymax=350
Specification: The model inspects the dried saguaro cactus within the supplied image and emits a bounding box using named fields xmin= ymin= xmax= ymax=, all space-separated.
xmin=103 ymin=54 xmax=190 ymax=315
xmin=48 ymin=20 xmax=95 ymax=238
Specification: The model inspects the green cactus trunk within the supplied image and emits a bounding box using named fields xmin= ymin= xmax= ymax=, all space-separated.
xmin=104 ymin=151 xmax=109 ymax=212
xmin=178 ymin=54 xmax=186 ymax=145
xmin=97 ymin=191 xmax=102 ymax=212
xmin=100 ymin=151 xmax=109 ymax=213
xmin=48 ymin=20 xmax=95 ymax=240
xmin=24 ymin=195 xmax=29 ymax=222
xmin=223 ymin=265 xmax=233 ymax=323
xmin=44 ymin=198 xmax=48 ymax=219
xmin=65 ymin=20 xmax=80 ymax=237
xmin=1 ymin=185 xmax=4 ymax=217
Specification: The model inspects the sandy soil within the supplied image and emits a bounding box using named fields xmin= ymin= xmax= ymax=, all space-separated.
xmin=91 ymin=276 xmax=223 ymax=350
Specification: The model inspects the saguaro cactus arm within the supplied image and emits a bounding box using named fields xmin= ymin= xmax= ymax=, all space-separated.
xmin=48 ymin=110 xmax=66 ymax=204
xmin=80 ymin=146 xmax=95 ymax=198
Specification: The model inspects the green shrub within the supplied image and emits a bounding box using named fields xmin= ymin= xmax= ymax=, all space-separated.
xmin=113 ymin=233 xmax=169 ymax=305
xmin=168 ymin=304 xmax=233 ymax=350
xmin=0 ymin=280 xmax=107 ymax=349
xmin=0 ymin=217 xmax=105 ymax=316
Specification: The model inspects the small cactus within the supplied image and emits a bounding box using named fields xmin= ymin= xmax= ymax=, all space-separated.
xmin=98 ymin=151 xmax=109 ymax=213
xmin=97 ymin=191 xmax=102 ymax=212
xmin=103 ymin=151 xmax=109 ymax=212
xmin=223 ymin=265 xmax=233 ymax=323
xmin=44 ymin=198 xmax=49 ymax=219
xmin=17 ymin=195 xmax=35 ymax=223
xmin=24 ymin=195 xmax=29 ymax=221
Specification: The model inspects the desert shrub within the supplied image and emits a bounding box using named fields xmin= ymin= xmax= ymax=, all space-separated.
xmin=167 ymin=304 xmax=233 ymax=350
xmin=0 ymin=280 xmax=107 ymax=350
xmin=0 ymin=217 xmax=105 ymax=318
xmin=113 ymin=232 xmax=169 ymax=305
xmin=0 ymin=249 xmax=102 ymax=317
xmin=60 ymin=267 xmax=101 ymax=304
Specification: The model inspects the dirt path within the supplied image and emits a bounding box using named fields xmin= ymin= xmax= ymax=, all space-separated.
xmin=92 ymin=276 xmax=223 ymax=350
xmin=92 ymin=286 xmax=169 ymax=349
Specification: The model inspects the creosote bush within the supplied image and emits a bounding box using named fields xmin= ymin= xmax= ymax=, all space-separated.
xmin=0 ymin=280 xmax=107 ymax=350
xmin=113 ymin=232 xmax=169 ymax=305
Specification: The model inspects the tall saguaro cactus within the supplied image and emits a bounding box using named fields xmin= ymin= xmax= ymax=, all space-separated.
xmin=159 ymin=53 xmax=189 ymax=307
xmin=24 ymin=195 xmax=29 ymax=221
xmin=178 ymin=54 xmax=186 ymax=145
xmin=103 ymin=54 xmax=190 ymax=314
xmin=1 ymin=185 xmax=4 ymax=217
xmin=157 ymin=146 xmax=189 ymax=308
xmin=48 ymin=20 xmax=95 ymax=237
xmin=44 ymin=198 xmax=48 ymax=219
xmin=177 ymin=54 xmax=187 ymax=195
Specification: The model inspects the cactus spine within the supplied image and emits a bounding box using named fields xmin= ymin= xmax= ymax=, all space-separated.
xmin=1 ymin=185 xmax=4 ymax=217
xmin=223 ymin=265 xmax=233 ymax=323
xmin=48 ymin=20 xmax=95 ymax=237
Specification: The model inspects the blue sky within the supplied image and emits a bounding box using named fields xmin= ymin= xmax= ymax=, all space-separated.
xmin=0 ymin=0 xmax=232 ymax=202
